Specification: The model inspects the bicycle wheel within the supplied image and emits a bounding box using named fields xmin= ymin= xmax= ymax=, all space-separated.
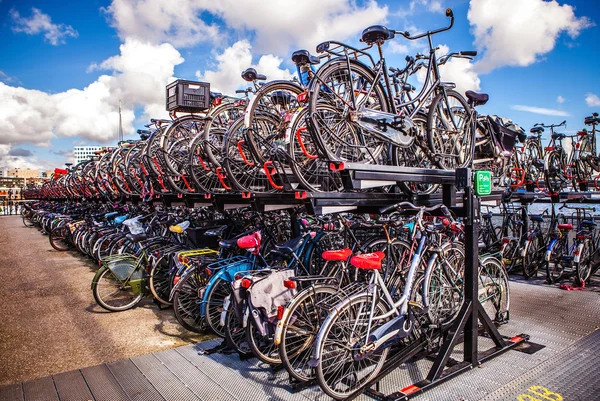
xmin=173 ymin=269 xmax=208 ymax=332
xmin=544 ymin=151 xmax=567 ymax=193
xmin=49 ymin=225 xmax=70 ymax=251
xmin=393 ymin=113 xmax=439 ymax=195
xmin=188 ymin=132 xmax=226 ymax=193
xmin=478 ymin=255 xmax=510 ymax=322
xmin=575 ymin=238 xmax=593 ymax=285
xmin=224 ymin=306 xmax=252 ymax=356
xmin=204 ymin=278 xmax=230 ymax=338
xmin=315 ymin=295 xmax=390 ymax=400
xmin=423 ymin=254 xmax=464 ymax=326
xmin=279 ymin=284 xmax=339 ymax=382
xmin=92 ymin=266 xmax=144 ymax=312
xmin=246 ymin=315 xmax=280 ymax=365
xmin=522 ymin=234 xmax=544 ymax=279
xmin=161 ymin=115 xmax=207 ymax=175
xmin=288 ymin=106 xmax=344 ymax=192
xmin=149 ymin=255 xmax=173 ymax=306
xmin=222 ymin=115 xmax=275 ymax=192
xmin=546 ymin=238 xmax=565 ymax=283
xmin=427 ymin=89 xmax=473 ymax=169
xmin=22 ymin=213 xmax=34 ymax=227
xmin=307 ymin=58 xmax=389 ymax=164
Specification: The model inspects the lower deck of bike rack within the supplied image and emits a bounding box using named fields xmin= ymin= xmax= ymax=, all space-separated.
xmin=2 ymin=280 xmax=598 ymax=401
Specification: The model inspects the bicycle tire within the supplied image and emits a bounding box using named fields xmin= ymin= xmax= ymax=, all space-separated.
xmin=427 ymin=89 xmax=474 ymax=169
xmin=149 ymin=255 xmax=173 ymax=306
xmin=307 ymin=58 xmax=389 ymax=164
xmin=279 ymin=284 xmax=339 ymax=382
xmin=92 ymin=266 xmax=144 ymax=312
xmin=172 ymin=270 xmax=208 ymax=333
xmin=49 ymin=225 xmax=70 ymax=251
xmin=246 ymin=315 xmax=281 ymax=365
xmin=315 ymin=294 xmax=390 ymax=400
xmin=204 ymin=277 xmax=230 ymax=338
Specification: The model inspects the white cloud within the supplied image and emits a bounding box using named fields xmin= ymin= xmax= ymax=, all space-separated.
xmin=0 ymin=145 xmax=57 ymax=172
xmin=511 ymin=105 xmax=570 ymax=117
xmin=0 ymin=39 xmax=184 ymax=146
xmin=103 ymin=0 xmax=220 ymax=48
xmin=557 ymin=96 xmax=565 ymax=104
xmin=388 ymin=41 xmax=409 ymax=55
xmin=415 ymin=45 xmax=481 ymax=96
xmin=410 ymin=0 xmax=443 ymax=13
xmin=11 ymin=8 xmax=78 ymax=45
xmin=585 ymin=93 xmax=600 ymax=107
xmin=105 ymin=0 xmax=388 ymax=54
xmin=468 ymin=0 xmax=592 ymax=73
xmin=196 ymin=40 xmax=294 ymax=95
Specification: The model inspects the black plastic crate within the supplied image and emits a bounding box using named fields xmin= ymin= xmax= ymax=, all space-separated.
xmin=166 ymin=79 xmax=210 ymax=113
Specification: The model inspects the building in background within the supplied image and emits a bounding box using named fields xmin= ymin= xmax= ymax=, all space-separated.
xmin=74 ymin=146 xmax=104 ymax=164
xmin=7 ymin=168 xmax=39 ymax=178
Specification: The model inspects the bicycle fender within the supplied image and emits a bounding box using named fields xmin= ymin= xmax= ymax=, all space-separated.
xmin=521 ymin=239 xmax=531 ymax=257
xmin=220 ymin=295 xmax=231 ymax=327
xmin=574 ymin=242 xmax=585 ymax=263
xmin=91 ymin=266 xmax=107 ymax=290
xmin=169 ymin=265 xmax=197 ymax=300
xmin=545 ymin=238 xmax=558 ymax=262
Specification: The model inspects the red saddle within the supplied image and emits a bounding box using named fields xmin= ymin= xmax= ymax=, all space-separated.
xmin=322 ymin=248 xmax=352 ymax=261
xmin=350 ymin=251 xmax=386 ymax=270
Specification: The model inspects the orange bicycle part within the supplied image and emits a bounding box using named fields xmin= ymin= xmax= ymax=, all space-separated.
xmin=263 ymin=161 xmax=283 ymax=190
xmin=296 ymin=127 xmax=318 ymax=160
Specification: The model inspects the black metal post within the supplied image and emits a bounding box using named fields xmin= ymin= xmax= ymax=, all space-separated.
xmin=463 ymin=183 xmax=479 ymax=365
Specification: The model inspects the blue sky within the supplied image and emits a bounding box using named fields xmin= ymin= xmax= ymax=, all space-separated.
xmin=0 ymin=0 xmax=598 ymax=171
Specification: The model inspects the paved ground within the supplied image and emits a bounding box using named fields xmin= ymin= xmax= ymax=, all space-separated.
xmin=0 ymin=216 xmax=209 ymax=386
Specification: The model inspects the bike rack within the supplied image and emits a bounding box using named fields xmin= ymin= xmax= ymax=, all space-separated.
xmin=38 ymin=164 xmax=535 ymax=401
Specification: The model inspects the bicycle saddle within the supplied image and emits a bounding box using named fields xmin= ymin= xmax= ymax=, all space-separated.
xmin=361 ymin=25 xmax=394 ymax=44
xmin=530 ymin=126 xmax=544 ymax=134
xmin=169 ymin=221 xmax=190 ymax=233
xmin=321 ymin=248 xmax=352 ymax=261
xmin=291 ymin=50 xmax=320 ymax=65
xmin=269 ymin=90 xmax=293 ymax=106
xmin=272 ymin=236 xmax=306 ymax=256
xmin=205 ymin=225 xmax=228 ymax=237
xmin=114 ymin=215 xmax=128 ymax=225
xmin=558 ymin=223 xmax=573 ymax=231
xmin=581 ymin=220 xmax=596 ymax=228
xmin=465 ymin=90 xmax=489 ymax=106
xmin=585 ymin=115 xmax=600 ymax=125
xmin=551 ymin=133 xmax=566 ymax=140
xmin=137 ymin=129 xmax=151 ymax=135
xmin=529 ymin=215 xmax=544 ymax=223
xmin=350 ymin=251 xmax=385 ymax=270
xmin=210 ymin=91 xmax=222 ymax=99
xmin=105 ymin=211 xmax=118 ymax=219
xmin=241 ymin=68 xmax=267 ymax=82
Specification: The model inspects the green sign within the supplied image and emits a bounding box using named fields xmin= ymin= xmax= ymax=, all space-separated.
xmin=475 ymin=170 xmax=492 ymax=196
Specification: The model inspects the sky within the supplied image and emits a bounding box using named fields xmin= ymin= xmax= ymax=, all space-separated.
xmin=0 ymin=0 xmax=598 ymax=172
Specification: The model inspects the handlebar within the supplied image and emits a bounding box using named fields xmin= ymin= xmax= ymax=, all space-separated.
xmin=379 ymin=201 xmax=451 ymax=216
xmin=394 ymin=8 xmax=454 ymax=41
xmin=559 ymin=202 xmax=595 ymax=212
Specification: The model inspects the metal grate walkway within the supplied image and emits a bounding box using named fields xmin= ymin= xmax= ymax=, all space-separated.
xmin=1 ymin=280 xmax=599 ymax=401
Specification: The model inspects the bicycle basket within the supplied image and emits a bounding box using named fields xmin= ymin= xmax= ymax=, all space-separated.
xmin=107 ymin=259 xmax=144 ymax=282
xmin=186 ymin=225 xmax=223 ymax=249
xmin=488 ymin=115 xmax=526 ymax=152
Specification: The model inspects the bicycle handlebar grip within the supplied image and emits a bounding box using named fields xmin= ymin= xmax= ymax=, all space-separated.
xmin=460 ymin=51 xmax=477 ymax=57
xmin=235 ymin=90 xmax=245 ymax=94
xmin=446 ymin=8 xmax=453 ymax=18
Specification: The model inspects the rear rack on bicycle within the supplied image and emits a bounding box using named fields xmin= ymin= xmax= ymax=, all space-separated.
xmin=206 ymin=255 xmax=250 ymax=272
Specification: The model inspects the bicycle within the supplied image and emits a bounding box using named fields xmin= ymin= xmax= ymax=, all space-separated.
xmin=307 ymin=9 xmax=476 ymax=174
